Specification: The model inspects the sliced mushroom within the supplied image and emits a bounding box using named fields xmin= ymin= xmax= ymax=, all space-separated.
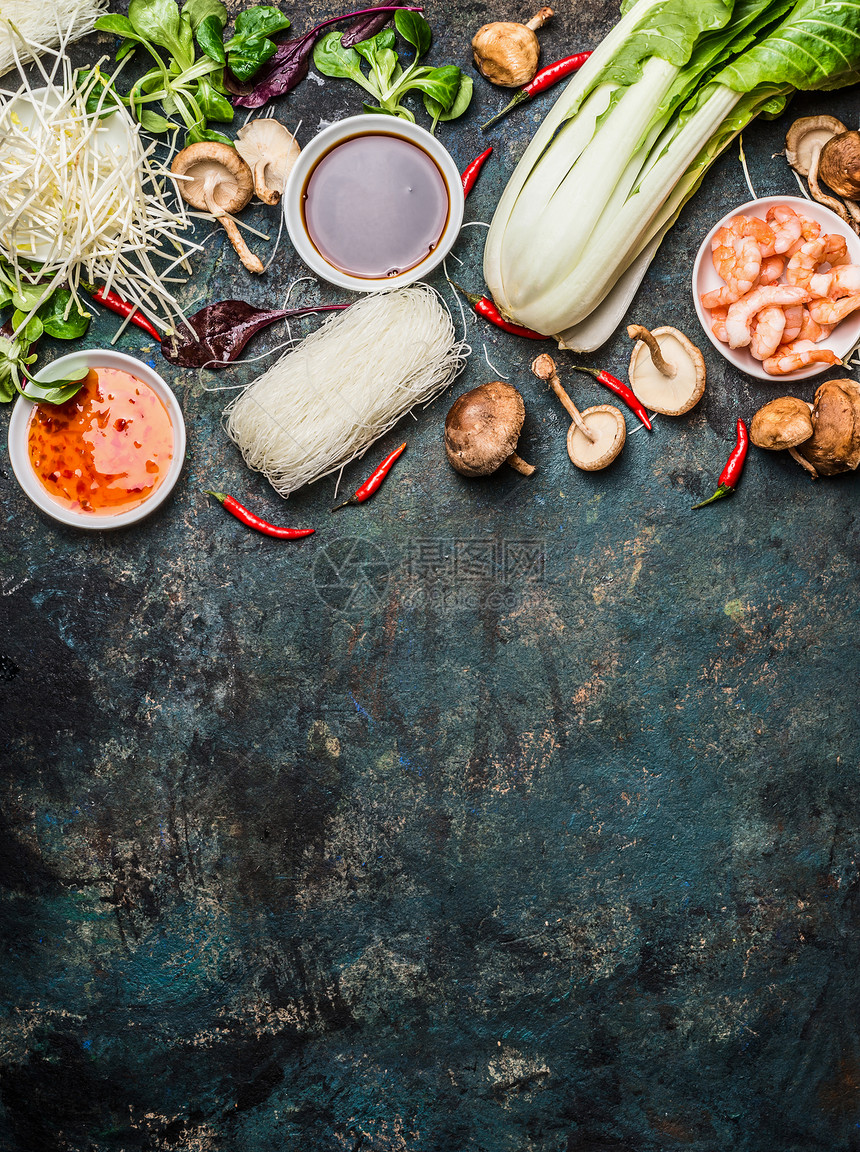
xmin=171 ymin=142 xmax=264 ymax=274
xmin=626 ymin=324 xmax=705 ymax=415
xmin=472 ymin=7 xmax=553 ymax=87
xmin=796 ymin=377 xmax=860 ymax=477
xmin=750 ymin=396 xmax=814 ymax=451
xmin=445 ymin=382 xmax=535 ymax=477
xmin=785 ymin=115 xmax=847 ymax=176
xmin=235 ymin=118 xmax=300 ymax=206
xmin=566 ymin=405 xmax=626 ymax=471
xmin=819 ymin=131 xmax=860 ymax=201
xmin=531 ymin=354 xmax=625 ymax=471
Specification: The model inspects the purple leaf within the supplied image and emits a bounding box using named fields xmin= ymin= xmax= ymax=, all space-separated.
xmin=162 ymin=300 xmax=349 ymax=368
xmin=341 ymin=0 xmax=408 ymax=49
xmin=233 ymin=4 xmax=422 ymax=109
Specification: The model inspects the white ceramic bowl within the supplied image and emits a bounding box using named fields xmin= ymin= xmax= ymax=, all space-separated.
xmin=284 ymin=115 xmax=464 ymax=292
xmin=692 ymin=195 xmax=860 ymax=383
xmin=7 ymin=350 xmax=186 ymax=530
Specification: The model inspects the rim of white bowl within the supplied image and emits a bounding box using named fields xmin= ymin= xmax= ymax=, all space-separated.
xmin=7 ymin=350 xmax=186 ymax=530
xmin=692 ymin=194 xmax=860 ymax=383
xmin=284 ymin=115 xmax=465 ymax=292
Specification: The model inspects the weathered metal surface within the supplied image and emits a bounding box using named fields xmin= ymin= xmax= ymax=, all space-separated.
xmin=1 ymin=3 xmax=859 ymax=1150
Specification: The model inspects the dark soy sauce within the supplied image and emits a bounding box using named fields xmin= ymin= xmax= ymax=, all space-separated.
xmin=302 ymin=133 xmax=449 ymax=278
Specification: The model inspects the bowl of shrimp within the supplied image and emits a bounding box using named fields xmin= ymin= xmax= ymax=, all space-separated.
xmin=693 ymin=195 xmax=860 ymax=382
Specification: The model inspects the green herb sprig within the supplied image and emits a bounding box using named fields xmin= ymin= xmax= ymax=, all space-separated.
xmin=312 ymin=10 xmax=472 ymax=131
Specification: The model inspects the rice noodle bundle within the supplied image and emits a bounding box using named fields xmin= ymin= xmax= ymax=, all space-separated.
xmin=0 ymin=0 xmax=108 ymax=78
xmin=225 ymin=286 xmax=469 ymax=497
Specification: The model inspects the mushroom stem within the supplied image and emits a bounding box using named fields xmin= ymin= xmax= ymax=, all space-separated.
xmin=506 ymin=451 xmax=536 ymax=475
xmin=254 ymin=160 xmax=280 ymax=206
xmin=789 ymin=446 xmax=818 ymax=477
xmin=626 ymin=323 xmax=677 ymax=378
xmin=203 ymin=181 xmax=264 ymax=274
xmin=525 ymin=6 xmax=553 ymax=30
xmin=531 ymin=354 xmax=596 ymax=442
xmin=808 ymin=144 xmax=857 ymax=232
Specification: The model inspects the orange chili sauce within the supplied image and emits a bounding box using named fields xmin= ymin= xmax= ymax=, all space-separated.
xmin=27 ymin=366 xmax=174 ymax=515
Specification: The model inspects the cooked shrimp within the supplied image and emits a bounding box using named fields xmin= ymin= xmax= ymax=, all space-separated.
xmin=815 ymin=264 xmax=860 ymax=299
xmin=821 ymin=233 xmax=849 ymax=267
xmin=785 ymin=213 xmax=821 ymax=256
xmin=765 ymin=204 xmax=803 ymax=254
xmin=703 ymin=236 xmax=763 ymax=308
xmin=782 ymin=304 xmax=804 ymax=343
xmin=756 ymin=255 xmax=785 ymax=285
xmin=750 ymin=306 xmax=787 ymax=361
xmin=725 ymin=284 xmax=809 ymax=349
xmin=762 ymin=339 xmax=841 ymax=376
xmin=712 ymin=215 xmax=776 ymax=257
xmin=710 ymin=305 xmax=729 ymax=343
xmin=786 ymin=239 xmax=828 ymax=290
xmin=797 ymin=307 xmax=833 ymax=343
xmin=808 ymin=292 xmax=860 ymax=326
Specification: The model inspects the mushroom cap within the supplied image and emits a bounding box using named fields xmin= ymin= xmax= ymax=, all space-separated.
xmin=628 ymin=326 xmax=706 ymax=416
xmin=472 ymin=21 xmax=541 ymax=86
xmin=750 ymin=396 xmax=814 ymax=450
xmin=171 ymin=142 xmax=255 ymax=213
xmin=235 ymin=119 xmax=300 ymax=204
xmin=445 ymin=381 xmax=526 ymax=476
xmin=785 ymin=115 xmax=847 ymax=177
xmin=566 ymin=404 xmax=625 ymax=471
xmin=797 ymin=377 xmax=860 ymax=477
xmin=819 ymin=131 xmax=860 ymax=200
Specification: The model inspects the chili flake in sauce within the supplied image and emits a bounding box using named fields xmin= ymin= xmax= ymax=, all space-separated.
xmin=27 ymin=367 xmax=174 ymax=514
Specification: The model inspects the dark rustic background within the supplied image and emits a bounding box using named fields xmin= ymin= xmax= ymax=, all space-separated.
xmin=2 ymin=2 xmax=860 ymax=1149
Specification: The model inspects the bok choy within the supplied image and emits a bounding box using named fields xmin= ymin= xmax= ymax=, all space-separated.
xmin=483 ymin=0 xmax=860 ymax=349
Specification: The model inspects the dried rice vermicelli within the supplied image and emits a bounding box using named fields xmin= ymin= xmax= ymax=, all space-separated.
xmin=225 ymin=286 xmax=469 ymax=497
xmin=0 ymin=0 xmax=108 ymax=78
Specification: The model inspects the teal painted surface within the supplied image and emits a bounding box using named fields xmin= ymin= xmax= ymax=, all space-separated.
xmin=1 ymin=3 xmax=860 ymax=1150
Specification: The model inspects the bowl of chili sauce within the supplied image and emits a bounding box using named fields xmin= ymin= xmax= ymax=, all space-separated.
xmin=7 ymin=350 xmax=186 ymax=529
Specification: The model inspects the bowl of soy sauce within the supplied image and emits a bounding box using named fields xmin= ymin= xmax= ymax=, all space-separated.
xmin=284 ymin=115 xmax=464 ymax=291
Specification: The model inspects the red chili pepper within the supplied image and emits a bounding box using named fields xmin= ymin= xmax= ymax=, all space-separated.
xmin=332 ymin=442 xmax=406 ymax=511
xmin=692 ymin=419 xmax=748 ymax=509
xmin=84 ymin=282 xmax=162 ymax=342
xmin=206 ymin=491 xmax=315 ymax=538
xmin=570 ymin=366 xmax=652 ymax=431
xmin=449 ymin=281 xmax=546 ymax=340
xmin=461 ymin=146 xmax=493 ymax=198
xmin=481 ymin=52 xmax=592 ymax=131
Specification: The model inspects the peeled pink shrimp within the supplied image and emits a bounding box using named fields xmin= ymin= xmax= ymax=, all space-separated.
xmin=785 ymin=213 xmax=821 ymax=256
xmin=712 ymin=215 xmax=776 ymax=257
xmin=786 ymin=239 xmax=828 ymax=290
xmin=797 ymin=307 xmax=833 ymax=343
xmin=763 ymin=339 xmax=842 ymax=375
xmin=756 ymin=255 xmax=785 ymax=285
xmin=782 ymin=304 xmax=804 ymax=342
xmin=810 ymin=264 xmax=860 ymax=300
xmin=710 ymin=306 xmax=729 ymax=343
xmin=725 ymin=284 xmax=809 ymax=349
xmin=821 ymin=233 xmax=849 ymax=267
xmin=765 ymin=204 xmax=803 ymax=254
xmin=808 ymin=292 xmax=860 ymax=326
xmin=703 ymin=236 xmax=763 ymax=308
xmin=750 ymin=306 xmax=787 ymax=361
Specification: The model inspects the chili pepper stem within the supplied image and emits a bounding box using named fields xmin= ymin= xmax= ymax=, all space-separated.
xmin=691 ymin=484 xmax=734 ymax=510
xmin=481 ymin=91 xmax=528 ymax=132
xmin=448 ymin=279 xmax=482 ymax=308
xmin=205 ymin=491 xmax=227 ymax=503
